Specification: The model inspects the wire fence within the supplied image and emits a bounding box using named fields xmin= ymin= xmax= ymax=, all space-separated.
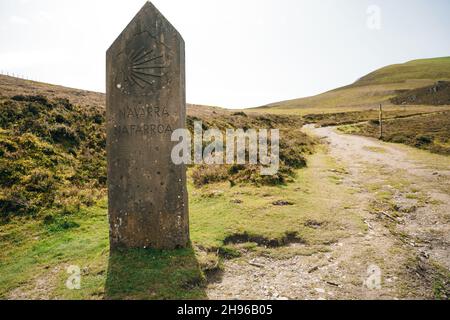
xmin=0 ymin=70 xmax=39 ymax=82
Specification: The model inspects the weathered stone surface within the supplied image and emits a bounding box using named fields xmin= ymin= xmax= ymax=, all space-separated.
xmin=106 ymin=1 xmax=189 ymax=250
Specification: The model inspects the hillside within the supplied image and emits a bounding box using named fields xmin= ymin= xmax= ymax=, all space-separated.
xmin=260 ymin=57 xmax=450 ymax=111
xmin=0 ymin=75 xmax=106 ymax=108
xmin=390 ymin=81 xmax=450 ymax=106
xmin=0 ymin=75 xmax=226 ymax=118
xmin=0 ymin=75 xmax=317 ymax=300
xmin=0 ymin=75 xmax=314 ymax=220
xmin=354 ymin=57 xmax=450 ymax=87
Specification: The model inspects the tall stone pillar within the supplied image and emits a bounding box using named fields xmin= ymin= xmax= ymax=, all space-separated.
xmin=106 ymin=2 xmax=189 ymax=250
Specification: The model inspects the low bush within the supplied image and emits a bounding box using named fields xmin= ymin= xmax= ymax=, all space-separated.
xmin=0 ymin=96 xmax=106 ymax=220
xmin=189 ymin=114 xmax=315 ymax=187
xmin=340 ymin=111 xmax=450 ymax=155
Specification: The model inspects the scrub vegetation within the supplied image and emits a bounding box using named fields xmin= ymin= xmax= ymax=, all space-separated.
xmin=338 ymin=111 xmax=450 ymax=155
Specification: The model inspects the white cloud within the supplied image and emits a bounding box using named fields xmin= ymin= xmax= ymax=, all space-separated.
xmin=35 ymin=10 xmax=52 ymax=23
xmin=0 ymin=49 xmax=70 ymax=69
xmin=9 ymin=15 xmax=30 ymax=25
xmin=8 ymin=11 xmax=52 ymax=27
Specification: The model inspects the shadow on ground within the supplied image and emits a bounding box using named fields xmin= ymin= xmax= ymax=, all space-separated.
xmin=105 ymin=246 xmax=207 ymax=300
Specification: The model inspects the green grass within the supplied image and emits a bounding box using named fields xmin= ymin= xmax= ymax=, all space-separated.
xmin=0 ymin=201 xmax=109 ymax=299
xmin=0 ymin=200 xmax=206 ymax=300
xmin=190 ymin=151 xmax=364 ymax=250
xmin=355 ymin=57 xmax=450 ymax=86
xmin=0 ymin=150 xmax=366 ymax=299
xmin=302 ymin=107 xmax=450 ymax=127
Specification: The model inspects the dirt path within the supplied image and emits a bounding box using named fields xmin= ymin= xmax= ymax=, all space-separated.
xmin=207 ymin=125 xmax=450 ymax=300
xmin=310 ymin=125 xmax=450 ymax=270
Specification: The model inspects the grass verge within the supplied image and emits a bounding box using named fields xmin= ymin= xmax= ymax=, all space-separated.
xmin=0 ymin=148 xmax=365 ymax=299
xmin=338 ymin=111 xmax=450 ymax=155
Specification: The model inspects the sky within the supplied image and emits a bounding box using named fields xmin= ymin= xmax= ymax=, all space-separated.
xmin=0 ymin=0 xmax=449 ymax=108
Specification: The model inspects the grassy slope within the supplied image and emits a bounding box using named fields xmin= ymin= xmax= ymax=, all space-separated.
xmin=0 ymin=93 xmax=314 ymax=220
xmin=0 ymin=75 xmax=105 ymax=108
xmin=1 ymin=148 xmax=367 ymax=299
xmin=0 ymin=95 xmax=107 ymax=219
xmin=355 ymin=57 xmax=450 ymax=86
xmin=338 ymin=111 xmax=450 ymax=155
xmin=0 ymin=75 xmax=226 ymax=116
xmin=257 ymin=57 xmax=450 ymax=113
xmin=0 ymin=76 xmax=319 ymax=299
xmin=302 ymin=108 xmax=449 ymax=128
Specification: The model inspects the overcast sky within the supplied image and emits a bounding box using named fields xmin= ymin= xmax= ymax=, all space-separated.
xmin=0 ymin=0 xmax=449 ymax=108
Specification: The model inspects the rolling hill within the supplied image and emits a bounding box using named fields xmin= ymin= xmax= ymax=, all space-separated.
xmin=260 ymin=57 xmax=450 ymax=112
xmin=0 ymin=74 xmax=226 ymax=118
xmin=0 ymin=74 xmax=313 ymax=219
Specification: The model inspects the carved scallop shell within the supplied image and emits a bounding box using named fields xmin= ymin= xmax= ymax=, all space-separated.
xmin=125 ymin=48 xmax=166 ymax=88
xmin=114 ymin=31 xmax=172 ymax=96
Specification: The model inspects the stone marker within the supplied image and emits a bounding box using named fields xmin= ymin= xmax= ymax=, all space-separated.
xmin=106 ymin=1 xmax=189 ymax=250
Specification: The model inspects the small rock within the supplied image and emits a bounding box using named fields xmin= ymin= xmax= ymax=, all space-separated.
xmin=304 ymin=220 xmax=324 ymax=229
xmin=308 ymin=266 xmax=319 ymax=273
xmin=395 ymin=204 xmax=417 ymax=214
xmin=248 ymin=260 xmax=265 ymax=268
xmin=326 ymin=281 xmax=340 ymax=287
xmin=272 ymin=200 xmax=294 ymax=206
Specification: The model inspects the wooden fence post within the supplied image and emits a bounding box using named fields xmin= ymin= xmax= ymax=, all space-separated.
xmin=379 ymin=104 xmax=383 ymax=140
